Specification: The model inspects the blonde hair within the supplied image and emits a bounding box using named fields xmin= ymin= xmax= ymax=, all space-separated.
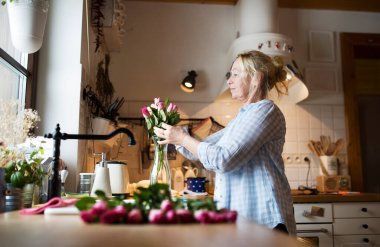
xmin=236 ymin=50 xmax=288 ymax=100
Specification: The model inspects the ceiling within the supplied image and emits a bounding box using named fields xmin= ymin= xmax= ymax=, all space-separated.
xmin=126 ymin=0 xmax=380 ymax=12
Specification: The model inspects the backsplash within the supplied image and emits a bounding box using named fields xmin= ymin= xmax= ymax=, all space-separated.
xmin=121 ymin=100 xmax=348 ymax=190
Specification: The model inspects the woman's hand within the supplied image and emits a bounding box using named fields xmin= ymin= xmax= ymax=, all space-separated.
xmin=153 ymin=123 xmax=188 ymax=145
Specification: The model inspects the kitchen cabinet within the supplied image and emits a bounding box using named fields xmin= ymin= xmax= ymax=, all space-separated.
xmin=294 ymin=199 xmax=380 ymax=247
xmin=294 ymin=203 xmax=334 ymax=247
xmin=333 ymin=202 xmax=380 ymax=247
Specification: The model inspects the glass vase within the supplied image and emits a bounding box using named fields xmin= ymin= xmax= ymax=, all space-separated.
xmin=22 ymin=183 xmax=35 ymax=208
xmin=150 ymin=137 xmax=171 ymax=189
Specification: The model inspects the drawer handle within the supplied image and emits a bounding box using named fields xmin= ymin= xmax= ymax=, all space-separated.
xmin=297 ymin=228 xmax=329 ymax=234
xmin=363 ymin=238 xmax=369 ymax=243
xmin=362 ymin=224 xmax=369 ymax=229
xmin=361 ymin=208 xmax=368 ymax=212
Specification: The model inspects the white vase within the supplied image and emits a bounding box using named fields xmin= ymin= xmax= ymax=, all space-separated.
xmin=7 ymin=0 xmax=49 ymax=54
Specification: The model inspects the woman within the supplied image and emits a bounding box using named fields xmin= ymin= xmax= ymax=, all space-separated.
xmin=154 ymin=50 xmax=296 ymax=235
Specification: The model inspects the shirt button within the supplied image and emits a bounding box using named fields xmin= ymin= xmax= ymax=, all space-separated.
xmin=219 ymin=195 xmax=223 ymax=198
xmin=219 ymin=178 xmax=223 ymax=182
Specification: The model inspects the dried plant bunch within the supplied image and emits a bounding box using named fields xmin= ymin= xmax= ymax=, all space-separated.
xmin=0 ymin=99 xmax=40 ymax=147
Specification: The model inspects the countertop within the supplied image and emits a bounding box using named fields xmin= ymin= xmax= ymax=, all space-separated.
xmin=292 ymin=193 xmax=380 ymax=203
xmin=0 ymin=211 xmax=303 ymax=247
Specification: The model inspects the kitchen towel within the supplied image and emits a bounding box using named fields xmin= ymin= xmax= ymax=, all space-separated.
xmin=20 ymin=197 xmax=78 ymax=215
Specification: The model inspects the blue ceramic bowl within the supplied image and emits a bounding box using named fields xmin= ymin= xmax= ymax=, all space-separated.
xmin=186 ymin=177 xmax=208 ymax=193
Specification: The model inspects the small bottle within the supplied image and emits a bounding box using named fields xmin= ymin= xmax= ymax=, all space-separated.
xmin=91 ymin=153 xmax=112 ymax=197
xmin=173 ymin=167 xmax=184 ymax=192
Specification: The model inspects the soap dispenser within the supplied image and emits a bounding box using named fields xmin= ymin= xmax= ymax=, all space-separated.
xmin=91 ymin=153 xmax=112 ymax=197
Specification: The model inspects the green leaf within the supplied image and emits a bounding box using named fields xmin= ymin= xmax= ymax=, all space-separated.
xmin=164 ymin=98 xmax=169 ymax=108
xmin=95 ymin=190 xmax=108 ymax=200
xmin=159 ymin=109 xmax=167 ymax=122
xmin=75 ymin=197 xmax=96 ymax=211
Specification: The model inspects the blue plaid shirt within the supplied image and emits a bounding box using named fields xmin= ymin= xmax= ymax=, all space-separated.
xmin=178 ymin=99 xmax=296 ymax=234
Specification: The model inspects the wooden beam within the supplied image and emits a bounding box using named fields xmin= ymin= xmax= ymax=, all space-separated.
xmin=125 ymin=0 xmax=237 ymax=5
xmin=279 ymin=0 xmax=380 ymax=13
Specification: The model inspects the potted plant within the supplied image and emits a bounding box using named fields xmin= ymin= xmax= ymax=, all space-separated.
xmin=83 ymin=53 xmax=125 ymax=129
xmin=0 ymin=147 xmax=45 ymax=208
xmin=1 ymin=0 xmax=49 ymax=54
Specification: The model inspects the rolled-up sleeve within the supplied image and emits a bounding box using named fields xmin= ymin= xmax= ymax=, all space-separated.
xmin=198 ymin=101 xmax=284 ymax=173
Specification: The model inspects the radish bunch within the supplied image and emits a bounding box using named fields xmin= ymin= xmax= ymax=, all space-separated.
xmin=79 ymin=198 xmax=237 ymax=225
xmin=76 ymin=184 xmax=238 ymax=225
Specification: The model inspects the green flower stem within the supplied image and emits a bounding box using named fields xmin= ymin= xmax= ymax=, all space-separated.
xmin=150 ymin=136 xmax=171 ymax=189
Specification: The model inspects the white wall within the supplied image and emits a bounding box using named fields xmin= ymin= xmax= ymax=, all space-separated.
xmin=36 ymin=0 xmax=84 ymax=192
xmin=111 ymin=2 xmax=235 ymax=107
xmin=112 ymin=3 xmax=380 ymax=189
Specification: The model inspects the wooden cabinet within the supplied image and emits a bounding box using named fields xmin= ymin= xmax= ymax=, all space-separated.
xmin=333 ymin=202 xmax=380 ymax=247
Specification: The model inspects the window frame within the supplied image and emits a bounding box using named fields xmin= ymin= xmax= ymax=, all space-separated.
xmin=0 ymin=47 xmax=38 ymax=108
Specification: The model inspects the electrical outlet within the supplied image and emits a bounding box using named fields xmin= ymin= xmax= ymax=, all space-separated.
xmin=283 ymin=154 xmax=293 ymax=164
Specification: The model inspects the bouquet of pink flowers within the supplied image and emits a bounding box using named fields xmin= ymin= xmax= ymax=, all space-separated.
xmin=141 ymin=98 xmax=180 ymax=139
xmin=141 ymin=98 xmax=181 ymax=187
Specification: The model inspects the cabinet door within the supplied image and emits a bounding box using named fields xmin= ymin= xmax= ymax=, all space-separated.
xmin=294 ymin=203 xmax=333 ymax=223
xmin=334 ymin=235 xmax=380 ymax=247
xmin=334 ymin=203 xmax=380 ymax=218
xmin=334 ymin=218 xmax=380 ymax=235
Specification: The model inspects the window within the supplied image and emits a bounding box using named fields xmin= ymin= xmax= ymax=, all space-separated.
xmin=0 ymin=5 xmax=37 ymax=109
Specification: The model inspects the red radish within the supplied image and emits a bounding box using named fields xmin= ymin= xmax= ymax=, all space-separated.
xmin=149 ymin=209 xmax=166 ymax=224
xmin=165 ymin=210 xmax=177 ymax=223
xmin=176 ymin=209 xmax=194 ymax=223
xmin=224 ymin=210 xmax=238 ymax=222
xmin=100 ymin=210 xmax=119 ymax=224
xmin=91 ymin=200 xmax=108 ymax=215
xmin=160 ymin=199 xmax=173 ymax=212
xmin=80 ymin=210 xmax=97 ymax=223
xmin=194 ymin=210 xmax=210 ymax=223
xmin=128 ymin=209 xmax=143 ymax=223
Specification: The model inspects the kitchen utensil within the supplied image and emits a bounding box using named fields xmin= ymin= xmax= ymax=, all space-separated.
xmin=106 ymin=161 xmax=130 ymax=196
xmin=319 ymin=156 xmax=338 ymax=176
xmin=333 ymin=139 xmax=345 ymax=156
xmin=307 ymin=142 xmax=329 ymax=176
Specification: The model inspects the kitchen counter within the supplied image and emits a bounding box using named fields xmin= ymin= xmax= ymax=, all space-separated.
xmin=292 ymin=193 xmax=380 ymax=203
xmin=0 ymin=211 xmax=302 ymax=247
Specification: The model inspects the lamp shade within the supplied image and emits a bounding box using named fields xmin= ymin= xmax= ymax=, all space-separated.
xmin=180 ymin=70 xmax=197 ymax=93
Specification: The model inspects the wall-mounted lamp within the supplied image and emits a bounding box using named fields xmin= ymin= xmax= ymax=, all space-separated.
xmin=180 ymin=70 xmax=197 ymax=93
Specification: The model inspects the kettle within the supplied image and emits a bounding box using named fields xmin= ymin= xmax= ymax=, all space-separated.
xmin=106 ymin=161 xmax=130 ymax=196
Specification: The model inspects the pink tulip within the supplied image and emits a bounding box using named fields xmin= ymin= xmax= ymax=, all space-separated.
xmin=167 ymin=103 xmax=177 ymax=112
xmin=154 ymin=98 xmax=160 ymax=105
xmin=128 ymin=209 xmax=144 ymax=223
xmin=141 ymin=107 xmax=150 ymax=118
xmin=157 ymin=102 xmax=164 ymax=111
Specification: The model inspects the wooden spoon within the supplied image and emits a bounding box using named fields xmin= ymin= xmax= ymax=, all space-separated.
xmin=333 ymin=139 xmax=345 ymax=156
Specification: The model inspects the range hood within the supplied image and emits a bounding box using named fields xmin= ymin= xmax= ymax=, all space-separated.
xmin=220 ymin=0 xmax=308 ymax=104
